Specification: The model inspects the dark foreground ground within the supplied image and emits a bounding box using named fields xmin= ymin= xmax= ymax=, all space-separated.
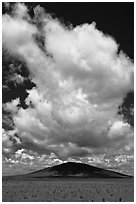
xmin=2 ymin=178 xmax=134 ymax=202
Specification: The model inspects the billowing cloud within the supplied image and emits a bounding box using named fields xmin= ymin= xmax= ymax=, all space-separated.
xmin=2 ymin=3 xmax=133 ymax=170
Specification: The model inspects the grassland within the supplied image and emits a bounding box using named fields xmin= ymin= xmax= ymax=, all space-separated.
xmin=2 ymin=178 xmax=133 ymax=202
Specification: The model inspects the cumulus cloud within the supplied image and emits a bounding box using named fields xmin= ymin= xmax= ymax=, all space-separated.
xmin=2 ymin=3 xmax=133 ymax=162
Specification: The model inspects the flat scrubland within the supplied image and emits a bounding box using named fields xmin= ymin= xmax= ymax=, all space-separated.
xmin=2 ymin=178 xmax=133 ymax=202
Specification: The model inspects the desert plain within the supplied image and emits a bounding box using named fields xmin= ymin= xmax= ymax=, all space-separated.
xmin=2 ymin=177 xmax=134 ymax=202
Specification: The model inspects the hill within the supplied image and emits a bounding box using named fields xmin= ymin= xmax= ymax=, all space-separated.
xmin=3 ymin=162 xmax=133 ymax=180
xmin=26 ymin=162 xmax=132 ymax=178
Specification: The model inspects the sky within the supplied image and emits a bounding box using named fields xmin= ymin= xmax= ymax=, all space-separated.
xmin=2 ymin=2 xmax=134 ymax=176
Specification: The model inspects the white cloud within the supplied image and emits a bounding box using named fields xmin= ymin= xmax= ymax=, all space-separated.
xmin=15 ymin=148 xmax=35 ymax=160
xmin=13 ymin=3 xmax=28 ymax=18
xmin=5 ymin=98 xmax=20 ymax=113
xmin=2 ymin=129 xmax=13 ymax=154
xmin=2 ymin=3 xmax=133 ymax=160
xmin=2 ymin=128 xmax=21 ymax=154
xmin=108 ymin=121 xmax=131 ymax=139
